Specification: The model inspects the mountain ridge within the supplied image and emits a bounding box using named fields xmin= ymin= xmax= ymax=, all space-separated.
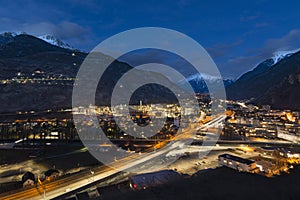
xmin=38 ymin=35 xmax=74 ymax=50
xmin=0 ymin=31 xmax=299 ymax=111
xmin=226 ymin=50 xmax=300 ymax=110
xmin=178 ymin=73 xmax=234 ymax=93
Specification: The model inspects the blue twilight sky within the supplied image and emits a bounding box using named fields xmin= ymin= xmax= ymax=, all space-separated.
xmin=0 ymin=0 xmax=300 ymax=78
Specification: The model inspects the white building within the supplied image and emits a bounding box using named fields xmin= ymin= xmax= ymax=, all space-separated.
xmin=277 ymin=127 xmax=300 ymax=143
xmin=218 ymin=154 xmax=258 ymax=173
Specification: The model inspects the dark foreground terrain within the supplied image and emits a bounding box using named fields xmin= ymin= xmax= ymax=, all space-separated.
xmin=100 ymin=167 xmax=300 ymax=200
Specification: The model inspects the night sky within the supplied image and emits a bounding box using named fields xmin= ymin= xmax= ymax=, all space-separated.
xmin=1 ymin=0 xmax=300 ymax=78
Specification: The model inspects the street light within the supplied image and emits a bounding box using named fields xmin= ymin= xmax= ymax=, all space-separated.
xmin=38 ymin=176 xmax=46 ymax=200
xmin=90 ymin=170 xmax=95 ymax=181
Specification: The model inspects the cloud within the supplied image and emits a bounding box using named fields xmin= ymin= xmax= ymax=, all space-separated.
xmin=261 ymin=29 xmax=300 ymax=52
xmin=176 ymin=0 xmax=192 ymax=7
xmin=240 ymin=15 xmax=259 ymax=22
xmin=119 ymin=41 xmax=245 ymax=79
xmin=254 ymin=22 xmax=269 ymax=28
xmin=207 ymin=40 xmax=243 ymax=59
xmin=101 ymin=18 xmax=124 ymax=30
xmin=119 ymin=49 xmax=199 ymax=79
xmin=222 ymin=29 xmax=300 ymax=78
xmin=22 ymin=21 xmax=89 ymax=40
xmin=0 ymin=18 xmax=90 ymax=49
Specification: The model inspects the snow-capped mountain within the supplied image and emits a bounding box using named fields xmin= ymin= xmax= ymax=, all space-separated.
xmin=38 ymin=35 xmax=73 ymax=50
xmin=0 ymin=32 xmax=23 ymax=46
xmin=184 ymin=73 xmax=221 ymax=82
xmin=178 ymin=73 xmax=234 ymax=93
xmin=0 ymin=32 xmax=74 ymax=50
xmin=235 ymin=48 xmax=300 ymax=81
xmin=0 ymin=31 xmax=25 ymax=37
xmin=226 ymin=48 xmax=300 ymax=110
xmin=272 ymin=49 xmax=300 ymax=65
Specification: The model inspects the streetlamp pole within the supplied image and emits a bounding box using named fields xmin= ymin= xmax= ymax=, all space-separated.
xmin=38 ymin=176 xmax=46 ymax=200
xmin=43 ymin=186 xmax=46 ymax=200
xmin=90 ymin=170 xmax=94 ymax=181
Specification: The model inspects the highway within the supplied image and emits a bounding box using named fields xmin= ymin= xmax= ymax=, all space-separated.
xmin=0 ymin=139 xmax=189 ymax=200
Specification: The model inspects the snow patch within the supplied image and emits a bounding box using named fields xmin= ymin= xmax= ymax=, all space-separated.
xmin=38 ymin=35 xmax=73 ymax=49
xmin=11 ymin=31 xmax=26 ymax=37
xmin=272 ymin=49 xmax=300 ymax=64
xmin=236 ymin=48 xmax=300 ymax=80
xmin=178 ymin=73 xmax=223 ymax=84
xmin=0 ymin=31 xmax=26 ymax=37
xmin=178 ymin=73 xmax=233 ymax=85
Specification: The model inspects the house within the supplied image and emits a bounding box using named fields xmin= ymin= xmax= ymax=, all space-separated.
xmin=22 ymin=172 xmax=35 ymax=188
xmin=44 ymin=169 xmax=59 ymax=181
xmin=278 ymin=148 xmax=300 ymax=158
xmin=257 ymin=146 xmax=277 ymax=157
xmin=129 ymin=170 xmax=181 ymax=190
xmin=218 ymin=154 xmax=258 ymax=173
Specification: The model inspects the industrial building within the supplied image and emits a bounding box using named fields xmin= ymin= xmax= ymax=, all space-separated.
xmin=218 ymin=154 xmax=258 ymax=173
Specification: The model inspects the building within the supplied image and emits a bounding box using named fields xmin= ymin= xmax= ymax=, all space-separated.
xmin=257 ymin=147 xmax=277 ymax=157
xmin=218 ymin=154 xmax=258 ymax=173
xmin=277 ymin=127 xmax=300 ymax=143
xmin=22 ymin=172 xmax=35 ymax=188
xmin=255 ymin=160 xmax=276 ymax=175
xmin=278 ymin=148 xmax=300 ymax=158
xmin=44 ymin=169 xmax=59 ymax=181
xmin=129 ymin=170 xmax=181 ymax=190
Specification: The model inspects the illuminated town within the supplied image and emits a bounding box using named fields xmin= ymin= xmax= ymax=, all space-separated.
xmin=1 ymin=1 xmax=300 ymax=200
xmin=0 ymin=97 xmax=299 ymax=199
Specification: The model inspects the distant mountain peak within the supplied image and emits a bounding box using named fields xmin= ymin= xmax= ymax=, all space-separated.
xmin=272 ymin=49 xmax=300 ymax=65
xmin=178 ymin=73 xmax=234 ymax=93
xmin=184 ymin=73 xmax=221 ymax=82
xmin=38 ymin=35 xmax=73 ymax=50
xmin=0 ymin=31 xmax=27 ymax=37
xmin=0 ymin=32 xmax=26 ymax=45
xmin=180 ymin=73 xmax=233 ymax=83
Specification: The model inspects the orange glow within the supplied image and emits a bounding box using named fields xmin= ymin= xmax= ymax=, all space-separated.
xmin=286 ymin=112 xmax=296 ymax=122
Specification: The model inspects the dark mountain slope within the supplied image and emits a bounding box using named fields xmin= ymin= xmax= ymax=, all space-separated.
xmin=226 ymin=51 xmax=300 ymax=110
xmin=0 ymin=33 xmax=180 ymax=112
